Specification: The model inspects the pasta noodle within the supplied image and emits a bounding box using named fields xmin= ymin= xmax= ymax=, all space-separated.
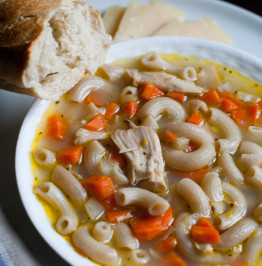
xmin=137 ymin=97 xmax=185 ymax=122
xmin=115 ymin=187 xmax=170 ymax=216
xmin=159 ymin=122 xmax=215 ymax=170
xmin=141 ymin=115 xmax=159 ymax=130
xmin=201 ymin=172 xmax=224 ymax=202
xmin=68 ymin=76 xmax=107 ymax=102
xmin=245 ymin=165 xmax=262 ymax=190
xmin=210 ymin=108 xmax=241 ymax=153
xmin=92 ymin=221 xmax=113 ymax=243
xmin=253 ymin=203 xmax=262 ymax=223
xmin=183 ymin=99 xmax=208 ymax=113
xmin=33 ymin=148 xmax=56 ymax=166
xmin=126 ymin=249 xmax=150 ymax=264
xmin=239 ymin=153 xmax=262 ymax=171
xmin=141 ymin=52 xmax=197 ymax=81
xmin=218 ymin=182 xmax=247 ymax=230
xmin=244 ymin=228 xmax=262 ymax=262
xmin=196 ymin=66 xmax=221 ymax=88
xmin=177 ymin=178 xmax=210 ymax=217
xmin=248 ymin=126 xmax=262 ymax=140
xmin=120 ymin=86 xmax=138 ymax=104
xmin=72 ymin=226 xmax=119 ymax=265
xmin=239 ymin=141 xmax=262 ymax=155
xmin=53 ymin=165 xmax=87 ymax=204
xmin=114 ymin=223 xmax=139 ymax=250
xmin=84 ymin=140 xmax=129 ymax=185
xmin=219 ymin=152 xmax=244 ymax=185
xmin=214 ymin=218 xmax=258 ymax=251
xmin=34 ymin=182 xmax=78 ymax=235
xmin=175 ymin=213 xmax=231 ymax=264
xmin=101 ymin=64 xmax=125 ymax=81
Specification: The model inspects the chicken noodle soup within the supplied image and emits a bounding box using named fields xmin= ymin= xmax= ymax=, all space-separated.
xmin=32 ymin=52 xmax=262 ymax=265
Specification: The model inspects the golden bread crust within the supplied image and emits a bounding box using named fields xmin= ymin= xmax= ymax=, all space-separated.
xmin=0 ymin=0 xmax=61 ymax=88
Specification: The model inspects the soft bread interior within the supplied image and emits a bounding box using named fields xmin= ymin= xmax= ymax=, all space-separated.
xmin=23 ymin=0 xmax=111 ymax=100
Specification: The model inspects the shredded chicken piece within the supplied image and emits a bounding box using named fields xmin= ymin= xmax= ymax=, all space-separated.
xmin=126 ymin=69 xmax=203 ymax=94
xmin=111 ymin=126 xmax=167 ymax=191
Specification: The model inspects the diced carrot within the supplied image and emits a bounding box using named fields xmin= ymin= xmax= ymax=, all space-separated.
xmin=141 ymin=82 xmax=164 ymax=100
xmin=84 ymin=114 xmax=107 ymax=131
xmin=81 ymin=176 xmax=115 ymax=202
xmin=123 ymin=101 xmax=138 ymax=118
xmin=187 ymin=113 xmax=203 ymax=125
xmin=58 ymin=145 xmax=83 ymax=165
xmin=186 ymin=141 xmax=199 ymax=152
xmin=85 ymin=92 xmax=104 ymax=106
xmin=106 ymin=210 xmax=132 ymax=223
xmin=191 ymin=223 xmax=221 ymax=244
xmin=156 ymin=236 xmax=177 ymax=252
xmin=47 ymin=114 xmax=66 ymax=141
xmin=231 ymin=109 xmax=247 ymax=126
xmin=230 ymin=261 xmax=249 ymax=266
xmin=130 ymin=207 xmax=173 ymax=241
xmin=166 ymin=130 xmax=178 ymax=144
xmin=105 ymin=102 xmax=120 ymax=120
xmin=196 ymin=217 xmax=214 ymax=228
xmin=221 ymin=98 xmax=239 ymax=112
xmin=159 ymin=251 xmax=187 ymax=266
xmin=167 ymin=92 xmax=185 ymax=103
xmin=173 ymin=167 xmax=208 ymax=184
xmin=246 ymin=104 xmax=261 ymax=124
xmin=201 ymin=88 xmax=221 ymax=106
xmin=110 ymin=149 xmax=126 ymax=169
xmin=102 ymin=194 xmax=117 ymax=211
xmin=220 ymin=92 xmax=243 ymax=108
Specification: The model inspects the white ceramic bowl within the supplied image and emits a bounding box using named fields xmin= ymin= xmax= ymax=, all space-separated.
xmin=15 ymin=36 xmax=262 ymax=266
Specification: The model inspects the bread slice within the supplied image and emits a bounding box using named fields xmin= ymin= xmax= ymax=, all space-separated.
xmin=153 ymin=17 xmax=232 ymax=44
xmin=113 ymin=0 xmax=186 ymax=42
xmin=0 ymin=0 xmax=111 ymax=100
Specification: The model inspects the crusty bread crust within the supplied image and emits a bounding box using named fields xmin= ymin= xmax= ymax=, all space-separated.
xmin=0 ymin=0 xmax=111 ymax=100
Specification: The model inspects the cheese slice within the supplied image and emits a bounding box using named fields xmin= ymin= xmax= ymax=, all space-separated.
xmin=113 ymin=0 xmax=186 ymax=42
xmin=153 ymin=17 xmax=232 ymax=44
xmin=103 ymin=5 xmax=126 ymax=37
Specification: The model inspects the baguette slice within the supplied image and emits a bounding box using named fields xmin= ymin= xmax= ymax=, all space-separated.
xmin=153 ymin=17 xmax=232 ymax=44
xmin=0 ymin=0 xmax=111 ymax=100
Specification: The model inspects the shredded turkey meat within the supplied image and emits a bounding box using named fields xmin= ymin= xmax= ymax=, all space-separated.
xmin=111 ymin=126 xmax=167 ymax=191
xmin=126 ymin=69 xmax=203 ymax=94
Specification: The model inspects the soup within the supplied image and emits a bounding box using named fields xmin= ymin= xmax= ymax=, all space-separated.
xmin=32 ymin=52 xmax=262 ymax=265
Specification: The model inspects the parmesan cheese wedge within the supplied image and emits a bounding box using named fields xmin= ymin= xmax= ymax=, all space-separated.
xmin=103 ymin=5 xmax=126 ymax=37
xmin=153 ymin=17 xmax=232 ymax=44
xmin=113 ymin=0 xmax=186 ymax=42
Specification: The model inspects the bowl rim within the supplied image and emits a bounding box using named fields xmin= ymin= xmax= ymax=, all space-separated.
xmin=15 ymin=36 xmax=262 ymax=266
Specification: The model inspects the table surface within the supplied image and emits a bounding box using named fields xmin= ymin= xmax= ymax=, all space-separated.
xmin=0 ymin=1 xmax=261 ymax=266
